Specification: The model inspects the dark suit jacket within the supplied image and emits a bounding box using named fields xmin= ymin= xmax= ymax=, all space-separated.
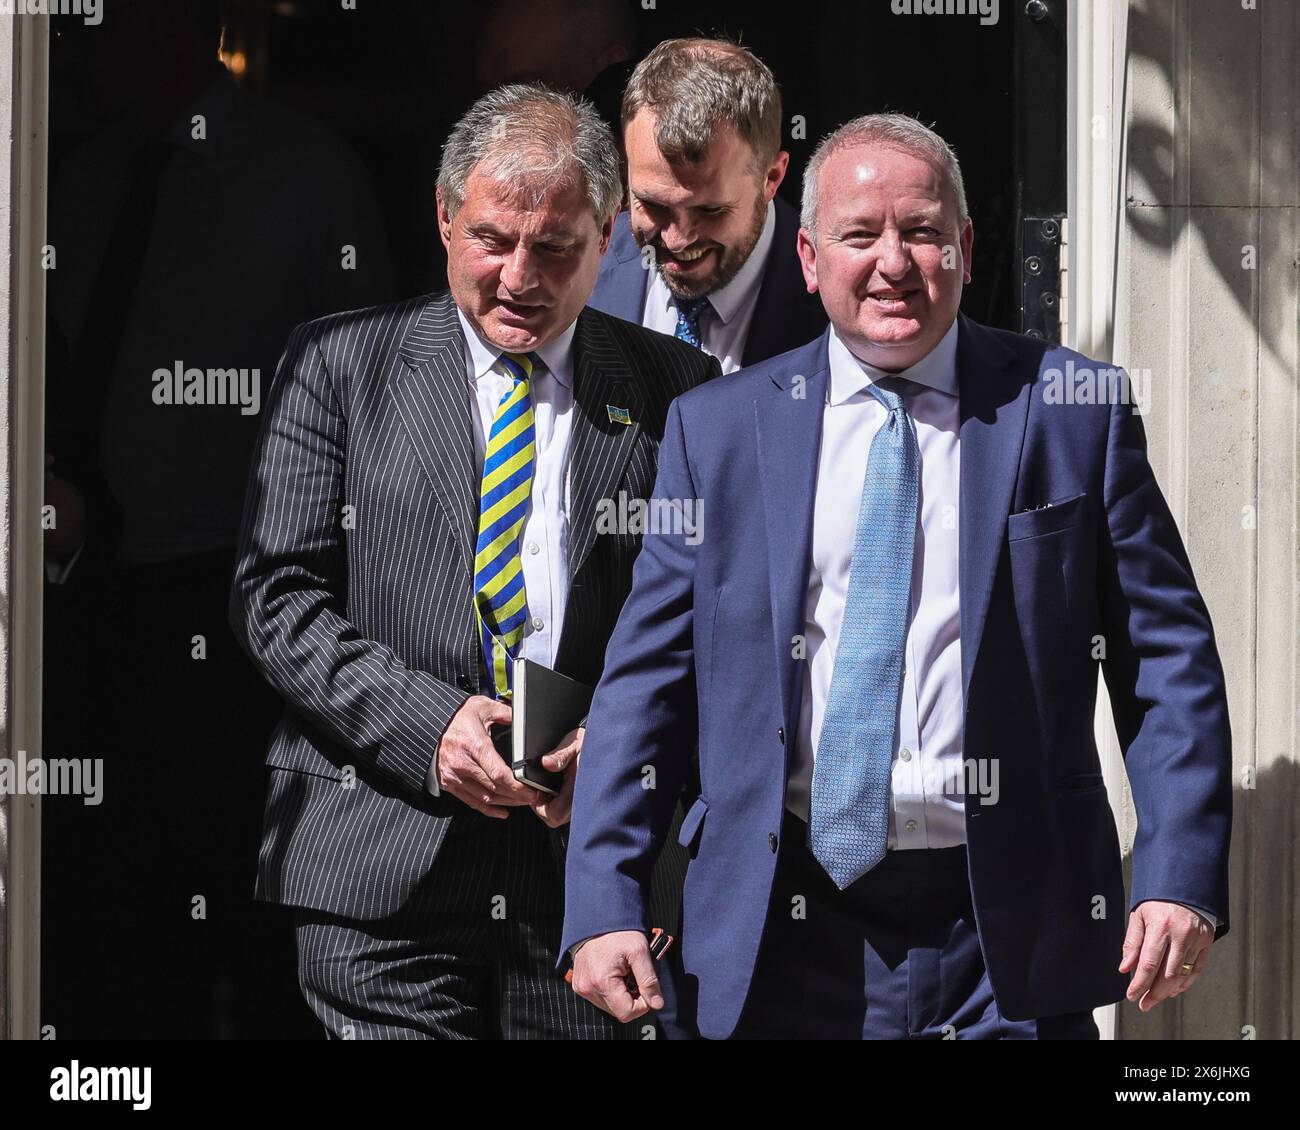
xmin=230 ymin=290 xmax=720 ymax=920
xmin=588 ymin=195 xmax=827 ymax=367
xmin=561 ymin=315 xmax=1232 ymax=1037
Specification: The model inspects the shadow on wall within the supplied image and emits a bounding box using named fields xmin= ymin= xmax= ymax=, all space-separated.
xmin=1124 ymin=0 xmax=1297 ymax=374
xmin=1117 ymin=756 xmax=1294 ymax=1040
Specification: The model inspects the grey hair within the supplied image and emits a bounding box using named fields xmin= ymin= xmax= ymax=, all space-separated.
xmin=800 ymin=113 xmax=970 ymax=237
xmin=438 ymin=83 xmax=621 ymax=226
xmin=621 ymin=37 xmax=782 ymax=173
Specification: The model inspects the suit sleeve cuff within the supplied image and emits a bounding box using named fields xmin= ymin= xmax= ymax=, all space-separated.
xmin=1176 ymin=902 xmax=1219 ymax=931
xmin=1145 ymin=898 xmax=1218 ymax=931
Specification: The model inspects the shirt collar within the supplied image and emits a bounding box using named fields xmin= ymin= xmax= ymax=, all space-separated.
xmin=455 ymin=306 xmax=576 ymax=389
xmin=706 ymin=199 xmax=776 ymax=324
xmin=827 ymin=317 xmax=960 ymax=406
xmin=652 ymin=198 xmax=776 ymax=326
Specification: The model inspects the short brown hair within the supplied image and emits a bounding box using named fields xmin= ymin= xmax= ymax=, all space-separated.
xmin=621 ymin=37 xmax=783 ymax=172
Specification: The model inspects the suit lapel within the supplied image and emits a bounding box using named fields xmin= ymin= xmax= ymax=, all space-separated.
xmin=755 ymin=332 xmax=831 ymax=735
xmin=567 ymin=307 xmax=645 ymax=582
xmin=956 ymin=313 xmax=1032 ymax=698
xmin=596 ymin=214 xmax=650 ymax=324
xmin=386 ymin=292 xmax=477 ymax=575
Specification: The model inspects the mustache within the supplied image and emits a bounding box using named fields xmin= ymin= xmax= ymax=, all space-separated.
xmin=635 ymin=232 xmax=720 ymax=257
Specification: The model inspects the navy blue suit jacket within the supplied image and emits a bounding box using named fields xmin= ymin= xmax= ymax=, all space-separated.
xmin=561 ymin=315 xmax=1232 ymax=1038
xmin=588 ymin=195 xmax=828 ymax=367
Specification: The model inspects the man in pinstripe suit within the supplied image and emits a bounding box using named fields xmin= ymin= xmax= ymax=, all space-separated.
xmin=230 ymin=84 xmax=719 ymax=1039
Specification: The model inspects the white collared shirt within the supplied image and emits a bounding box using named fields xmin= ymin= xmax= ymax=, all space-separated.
xmin=788 ymin=319 xmax=966 ymax=850
xmin=641 ymin=200 xmax=775 ymax=374
xmin=456 ymin=308 xmax=575 ymax=670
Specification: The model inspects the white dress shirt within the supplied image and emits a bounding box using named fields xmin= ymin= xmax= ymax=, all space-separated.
xmin=456 ymin=308 xmax=575 ymax=670
xmin=641 ymin=200 xmax=775 ymax=374
xmin=788 ymin=320 xmax=965 ymax=850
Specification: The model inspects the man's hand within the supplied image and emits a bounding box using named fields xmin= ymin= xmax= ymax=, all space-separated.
xmin=531 ymin=725 xmax=583 ymax=828
xmin=435 ymin=695 xmax=543 ymax=818
xmin=1118 ymin=900 xmax=1214 ymax=1011
xmin=570 ymin=930 xmax=664 ymax=1023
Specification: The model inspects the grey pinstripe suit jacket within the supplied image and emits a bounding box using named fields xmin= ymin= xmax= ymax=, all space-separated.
xmin=231 ymin=289 xmax=720 ymax=920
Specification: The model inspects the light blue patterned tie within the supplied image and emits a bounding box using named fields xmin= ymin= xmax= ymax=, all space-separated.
xmin=673 ymin=296 xmax=710 ymax=349
xmin=809 ymin=377 xmax=920 ymax=890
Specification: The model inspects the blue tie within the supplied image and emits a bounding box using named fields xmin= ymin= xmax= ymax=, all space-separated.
xmin=673 ymin=296 xmax=710 ymax=349
xmin=808 ymin=377 xmax=920 ymax=889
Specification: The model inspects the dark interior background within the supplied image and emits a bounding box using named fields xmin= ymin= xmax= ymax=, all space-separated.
xmin=51 ymin=0 xmax=1020 ymax=321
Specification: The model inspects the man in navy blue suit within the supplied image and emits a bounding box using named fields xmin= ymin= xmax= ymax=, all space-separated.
xmin=560 ymin=113 xmax=1232 ymax=1039
xmin=588 ymin=37 xmax=826 ymax=371
xmin=586 ymin=37 xmax=826 ymax=1038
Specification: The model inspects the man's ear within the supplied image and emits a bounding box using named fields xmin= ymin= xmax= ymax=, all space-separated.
xmin=436 ymin=187 xmax=454 ymax=251
xmin=764 ymin=150 xmax=791 ymax=201
xmin=960 ymin=216 xmax=974 ymax=284
xmin=797 ymin=227 xmax=819 ymax=294
xmin=598 ymin=211 xmax=616 ymax=256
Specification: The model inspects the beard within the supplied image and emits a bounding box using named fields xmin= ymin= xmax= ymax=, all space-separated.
xmin=651 ymin=192 xmax=770 ymax=301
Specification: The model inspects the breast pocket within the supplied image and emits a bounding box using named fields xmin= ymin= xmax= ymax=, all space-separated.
xmin=1007 ymin=491 xmax=1089 ymax=675
xmin=1006 ymin=491 xmax=1087 ymax=542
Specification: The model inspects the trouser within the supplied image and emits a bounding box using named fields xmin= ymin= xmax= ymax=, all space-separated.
xmin=730 ymin=813 xmax=1099 ymax=1040
xmin=294 ymin=807 xmax=642 ymax=1040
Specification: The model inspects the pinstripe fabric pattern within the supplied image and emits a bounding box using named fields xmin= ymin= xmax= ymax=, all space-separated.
xmin=294 ymin=803 xmax=636 ymax=1039
xmin=230 ymin=291 xmax=716 ymax=1005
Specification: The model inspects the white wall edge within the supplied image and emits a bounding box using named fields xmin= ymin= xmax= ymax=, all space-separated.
xmin=1067 ymin=0 xmax=1131 ymax=1043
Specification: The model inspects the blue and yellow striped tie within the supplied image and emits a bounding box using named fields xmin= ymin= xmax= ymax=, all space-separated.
xmin=474 ymin=352 xmax=538 ymax=699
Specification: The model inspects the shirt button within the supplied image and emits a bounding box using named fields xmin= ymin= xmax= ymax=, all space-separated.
xmin=768 ymin=832 xmax=778 ymax=852
xmin=531 ymin=617 xmax=544 ymax=631
xmin=777 ymin=727 xmax=785 ymax=745
xmin=528 ymin=543 xmax=540 ymax=555
xmin=900 ymin=748 xmax=912 ymax=762
xmin=905 ymin=819 xmax=918 ymax=833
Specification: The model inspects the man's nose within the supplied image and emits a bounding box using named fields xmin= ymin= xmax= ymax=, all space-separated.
xmin=874 ymin=229 xmax=912 ymax=279
xmin=660 ymin=218 xmax=697 ymax=251
xmin=500 ymin=244 xmax=540 ymax=292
